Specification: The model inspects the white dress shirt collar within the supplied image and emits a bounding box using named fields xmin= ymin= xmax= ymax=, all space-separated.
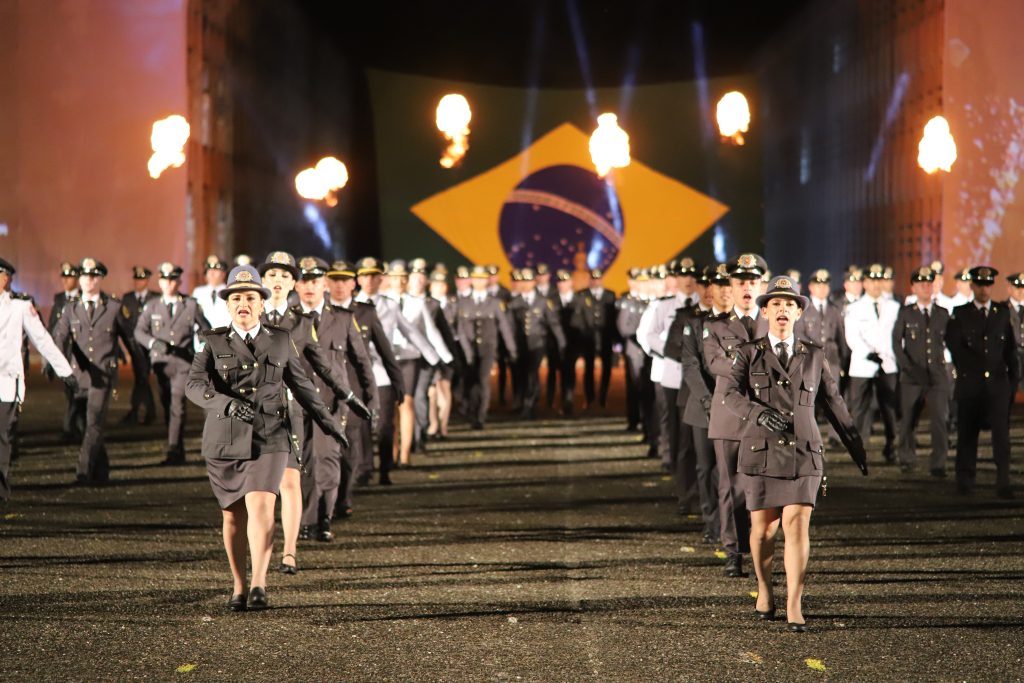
xmin=734 ymin=306 xmax=759 ymax=319
xmin=232 ymin=322 xmax=261 ymax=339
xmin=301 ymin=300 xmax=325 ymax=316
xmin=974 ymin=299 xmax=992 ymax=312
xmin=767 ymin=332 xmax=795 ymax=350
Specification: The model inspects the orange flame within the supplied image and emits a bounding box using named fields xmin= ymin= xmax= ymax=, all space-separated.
xmin=147 ymin=115 xmax=190 ymax=179
xmin=589 ymin=113 xmax=631 ymax=178
xmin=436 ymin=94 xmax=471 ymax=168
xmin=716 ymin=91 xmax=750 ymax=145
xmin=295 ymin=156 xmax=349 ymax=203
xmin=917 ymin=116 xmax=957 ymax=174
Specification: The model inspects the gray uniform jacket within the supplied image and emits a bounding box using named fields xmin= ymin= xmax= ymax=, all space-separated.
xmin=261 ymin=306 xmax=354 ymax=401
xmin=721 ymin=337 xmax=856 ymax=478
xmin=892 ymin=304 xmax=951 ymax=386
xmin=186 ymin=325 xmax=340 ymax=460
xmin=671 ymin=307 xmax=715 ymax=427
xmin=703 ymin=311 xmax=768 ymax=440
xmin=508 ymin=294 xmax=567 ymax=353
xmin=52 ymin=294 xmax=133 ymax=390
xmin=357 ymin=293 xmax=438 ymax=365
xmin=455 ymin=295 xmax=518 ymax=363
xmin=616 ymin=294 xmax=646 ymax=365
xmin=135 ymin=296 xmax=211 ymax=368
xmin=794 ymin=299 xmax=847 ymax=376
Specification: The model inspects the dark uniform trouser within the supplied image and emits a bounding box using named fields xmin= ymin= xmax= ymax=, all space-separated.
xmin=623 ymin=346 xmax=644 ymax=428
xmin=583 ymin=336 xmax=613 ymax=406
xmin=497 ymin=340 xmax=510 ymax=405
xmin=545 ymin=339 xmax=559 ymax=406
xmin=0 ymin=401 xmax=17 ymax=501
xmin=338 ymin=409 xmax=368 ymax=512
xmin=691 ymin=426 xmax=720 ymax=537
xmin=521 ymin=347 xmax=545 ymax=416
xmin=77 ymin=384 xmax=113 ymax=481
xmin=582 ymin=337 xmax=598 ymax=404
xmin=898 ymin=379 xmax=949 ymax=470
xmin=63 ymin=384 xmax=85 ymax=437
xmin=301 ymin=404 xmax=346 ymax=527
xmin=373 ymin=386 xmax=398 ymax=478
xmin=560 ymin=342 xmax=579 ymax=412
xmin=956 ymin=379 xmax=1013 ymax=489
xmin=657 ymin=386 xmax=679 ymax=468
xmin=128 ymin=343 xmax=155 ymax=418
xmin=640 ymin=358 xmax=658 ymax=452
xmin=848 ymin=372 xmax=898 ymax=448
xmin=713 ymin=439 xmax=750 ymax=558
xmin=468 ymin=347 xmax=497 ymax=426
xmin=153 ymin=362 xmax=188 ymax=453
xmin=410 ymin=358 xmax=434 ymax=444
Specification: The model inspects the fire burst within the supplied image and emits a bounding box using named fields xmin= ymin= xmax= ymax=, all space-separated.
xmin=716 ymin=91 xmax=750 ymax=145
xmin=436 ymin=94 xmax=472 ymax=168
xmin=917 ymin=116 xmax=957 ymax=174
xmin=295 ymin=156 xmax=349 ymax=206
xmin=147 ymin=115 xmax=190 ymax=179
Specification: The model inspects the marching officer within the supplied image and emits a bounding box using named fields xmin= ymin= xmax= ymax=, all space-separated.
xmin=703 ymin=253 xmax=768 ymax=577
xmin=48 ymin=261 xmax=83 ymax=441
xmin=192 ymin=255 xmax=230 ymax=328
xmin=486 ymin=264 xmax=513 ymax=406
xmin=427 ymin=265 xmax=461 ymax=439
xmin=120 ymin=266 xmax=159 ymax=425
xmin=135 ymin=262 xmax=211 ymax=465
xmin=892 ymin=266 xmax=952 ymax=476
xmin=795 ymin=268 xmax=849 ymax=442
xmin=0 ymin=257 xmax=77 ymax=501
xmin=950 ymin=268 xmax=974 ymax=307
xmin=285 ymin=255 xmax=372 ymax=539
xmin=507 ymin=267 xmax=566 ymax=419
xmin=946 ymin=266 xmax=1019 ymax=498
xmin=457 ymin=266 xmax=518 ymax=429
xmin=186 ymin=264 xmax=350 ymax=612
xmin=579 ymin=269 xmax=618 ymax=408
xmin=616 ymin=268 xmax=647 ymax=432
xmin=331 ymin=259 xmax=403 ymax=489
xmin=1006 ymin=272 xmax=1024 ymax=393
xmin=720 ymin=275 xmax=866 ymax=631
xmin=845 ymin=263 xmax=901 ymax=462
xmin=669 ymin=264 xmax=725 ymax=539
xmin=553 ymin=269 xmax=584 ymax=416
xmin=51 ymin=258 xmax=134 ymax=485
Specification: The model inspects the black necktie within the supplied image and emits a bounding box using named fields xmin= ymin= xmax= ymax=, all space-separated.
xmin=1018 ymin=304 xmax=1023 ymax=320
xmin=310 ymin=310 xmax=321 ymax=331
xmin=269 ymin=310 xmax=280 ymax=326
xmin=168 ymin=301 xmax=175 ymax=319
xmin=776 ymin=341 xmax=790 ymax=369
xmin=922 ymin=307 xmax=930 ymax=325
xmin=85 ymin=301 xmax=95 ymax=321
xmin=873 ymin=302 xmax=879 ymax=318
xmin=244 ymin=333 xmax=255 ymax=354
xmin=818 ymin=303 xmax=825 ymax=317
xmin=742 ymin=316 xmax=754 ymax=338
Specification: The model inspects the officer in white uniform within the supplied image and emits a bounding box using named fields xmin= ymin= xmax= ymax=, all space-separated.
xmin=192 ymin=255 xmax=231 ymax=328
xmin=0 ymin=257 xmax=77 ymax=501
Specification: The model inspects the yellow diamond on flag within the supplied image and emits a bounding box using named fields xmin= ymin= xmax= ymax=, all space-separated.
xmin=411 ymin=123 xmax=729 ymax=291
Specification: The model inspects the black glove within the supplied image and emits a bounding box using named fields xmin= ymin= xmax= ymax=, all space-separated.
xmin=699 ymin=395 xmax=713 ymax=419
xmin=756 ymin=408 xmax=790 ymax=433
xmin=865 ymin=351 xmax=883 ymax=364
xmin=226 ymin=399 xmax=255 ymax=424
xmin=344 ymin=392 xmax=372 ymax=421
xmin=326 ymin=422 xmax=350 ymax=450
xmin=61 ymin=374 xmax=80 ymax=395
xmin=152 ymin=340 xmax=171 ymax=355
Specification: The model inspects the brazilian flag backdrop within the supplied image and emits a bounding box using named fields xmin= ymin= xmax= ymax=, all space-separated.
xmin=368 ymin=69 xmax=762 ymax=291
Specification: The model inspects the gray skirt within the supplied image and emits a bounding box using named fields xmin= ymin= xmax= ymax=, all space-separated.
xmin=206 ymin=451 xmax=289 ymax=509
xmin=744 ymin=473 xmax=822 ymax=511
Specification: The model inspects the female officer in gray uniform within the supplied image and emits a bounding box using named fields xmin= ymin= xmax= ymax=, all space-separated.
xmin=187 ymin=265 xmax=348 ymax=612
xmin=721 ymin=276 xmax=867 ymax=632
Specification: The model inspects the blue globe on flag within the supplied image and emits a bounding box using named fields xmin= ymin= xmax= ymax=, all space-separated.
xmin=498 ymin=164 xmax=624 ymax=272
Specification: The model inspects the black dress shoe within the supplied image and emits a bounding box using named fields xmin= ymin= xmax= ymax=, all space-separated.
xmin=120 ymin=411 xmax=139 ymax=424
xmin=379 ymin=474 xmax=393 ymax=486
xmin=996 ymin=486 xmax=1015 ymax=500
xmin=338 ymin=507 xmax=353 ymax=519
xmin=755 ymin=608 xmax=776 ymax=621
xmin=956 ymin=481 xmax=974 ymax=496
xmin=247 ymin=587 xmax=268 ymax=610
xmin=279 ymin=553 xmax=297 ymax=575
xmin=317 ymin=525 xmax=334 ymax=542
xmin=930 ymin=468 xmax=947 ymax=478
xmin=787 ymin=621 xmax=808 ymax=633
xmin=227 ymin=593 xmax=247 ymax=612
xmin=702 ymin=532 xmax=719 ymax=545
xmin=723 ymin=555 xmax=746 ymax=578
xmin=298 ymin=525 xmax=313 ymax=541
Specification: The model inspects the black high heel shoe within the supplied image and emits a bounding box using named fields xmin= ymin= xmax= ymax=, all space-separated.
xmin=279 ymin=553 xmax=297 ymax=575
xmin=755 ymin=607 xmax=776 ymax=621
xmin=248 ymin=586 xmax=268 ymax=610
xmin=227 ymin=593 xmax=247 ymax=612
xmin=787 ymin=621 xmax=808 ymax=633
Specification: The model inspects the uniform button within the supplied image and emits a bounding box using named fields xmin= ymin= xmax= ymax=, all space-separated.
xmin=88 ymin=347 xmax=93 ymax=352
xmin=222 ymin=365 xmax=228 ymax=369
xmin=253 ymin=362 xmax=258 ymax=367
xmin=984 ymin=371 xmax=990 ymax=378
xmin=750 ymin=445 xmax=757 ymax=450
xmin=788 ymin=441 xmax=796 ymax=446
xmin=242 ymin=364 xmax=249 ymax=370
xmin=778 ymin=438 xmax=785 ymax=445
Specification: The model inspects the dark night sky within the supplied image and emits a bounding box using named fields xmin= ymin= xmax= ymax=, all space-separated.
xmin=301 ymin=0 xmax=812 ymax=87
